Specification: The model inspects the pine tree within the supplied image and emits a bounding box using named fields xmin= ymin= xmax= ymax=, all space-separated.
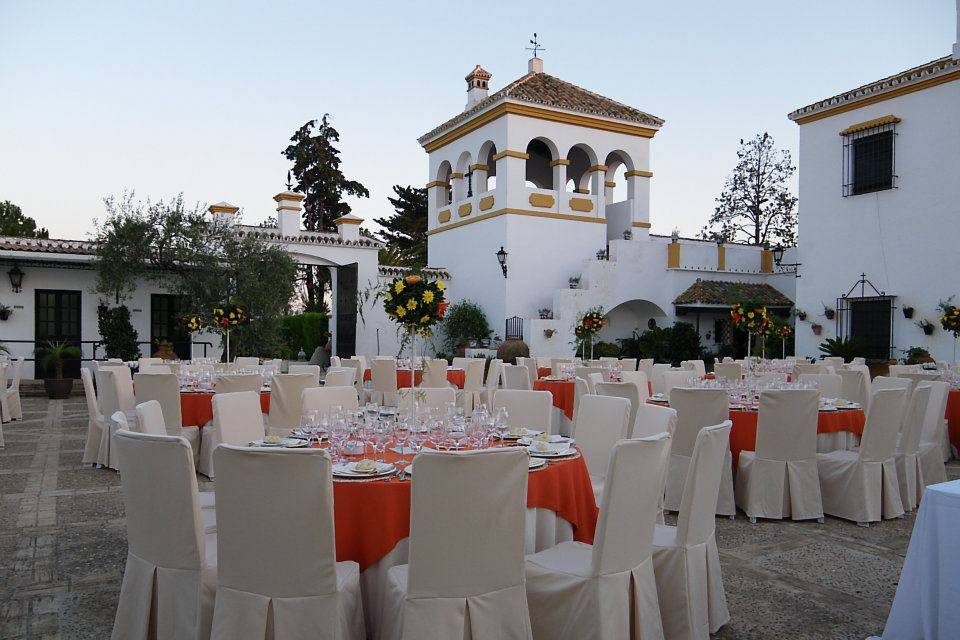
xmin=374 ymin=185 xmax=427 ymax=267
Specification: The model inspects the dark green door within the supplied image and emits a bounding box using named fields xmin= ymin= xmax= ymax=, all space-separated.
xmin=151 ymin=294 xmax=191 ymax=359
xmin=335 ymin=263 xmax=358 ymax=358
xmin=35 ymin=289 xmax=82 ymax=379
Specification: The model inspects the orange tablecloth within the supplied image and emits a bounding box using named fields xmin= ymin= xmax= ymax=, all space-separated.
xmin=362 ymin=368 xmax=466 ymax=389
xmin=728 ymin=408 xmax=866 ymax=467
xmin=180 ymin=391 xmax=271 ymax=427
xmin=534 ymin=379 xmax=575 ymax=420
xmin=332 ymin=447 xmax=598 ymax=571
xmin=946 ymin=389 xmax=960 ymax=451
xmin=537 ymin=367 xmax=552 ymax=379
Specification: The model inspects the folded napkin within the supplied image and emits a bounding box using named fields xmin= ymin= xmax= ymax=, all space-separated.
xmin=532 ymin=434 xmax=565 ymax=443
xmin=530 ymin=440 xmax=569 ymax=454
xmin=354 ymin=459 xmax=378 ymax=473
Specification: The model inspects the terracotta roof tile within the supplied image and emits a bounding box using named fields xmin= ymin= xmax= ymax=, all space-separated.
xmin=0 ymin=236 xmax=96 ymax=255
xmin=673 ymin=279 xmax=793 ymax=307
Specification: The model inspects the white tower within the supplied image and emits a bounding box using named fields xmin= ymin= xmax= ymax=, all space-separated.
xmin=420 ymin=57 xmax=663 ymax=338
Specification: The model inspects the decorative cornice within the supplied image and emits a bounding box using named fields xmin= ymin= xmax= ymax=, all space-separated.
xmin=838 ymin=115 xmax=901 ymax=136
xmin=208 ymin=203 xmax=240 ymax=214
xmin=235 ymin=226 xmax=381 ymax=250
xmin=378 ymin=265 xmax=452 ymax=279
xmin=604 ymin=180 xmax=616 ymax=188
xmin=468 ymin=163 xmax=489 ymax=171
xmin=587 ymin=164 xmax=608 ymax=173
xmin=449 ymin=172 xmax=465 ymax=179
xmin=273 ymin=191 xmax=306 ymax=202
xmin=625 ymin=170 xmax=653 ymax=178
xmin=789 ymin=55 xmax=960 ymax=124
xmin=491 ymin=149 xmax=530 ymax=161
xmin=425 ymin=181 xmax=450 ymax=189
xmin=333 ymin=216 xmax=363 ymax=225
xmin=426 ymin=207 xmax=608 ymax=235
xmin=549 ymin=159 xmax=571 ymax=167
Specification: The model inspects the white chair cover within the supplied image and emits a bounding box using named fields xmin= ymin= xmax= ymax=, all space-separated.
xmin=516 ymin=357 xmax=539 ymax=388
xmin=421 ymin=359 xmax=449 ymax=389
xmin=662 ymin=370 xmax=696 ymax=400
xmin=81 ymin=368 xmax=105 ymax=465
xmin=371 ymin=359 xmax=400 ymax=406
xmin=574 ymin=394 xmax=630 ymax=502
xmin=398 ymin=387 xmax=456 ymax=412
xmin=140 ymin=365 xmax=172 ymax=374
xmin=618 ymin=358 xmax=638 ymax=371
xmin=652 ymin=421 xmax=732 ymax=640
xmin=111 ymin=430 xmax=215 ymax=640
xmin=330 ymin=355 xmax=342 ymax=368
xmin=713 ymin=362 xmax=742 ymax=382
xmin=838 ymin=369 xmax=870 ymax=407
xmin=480 ymin=359 xmax=503 ymax=407
xmin=917 ymin=381 xmax=950 ymax=482
xmin=214 ymin=374 xmax=262 ymax=395
xmin=594 ymin=381 xmax=641 ymax=437
xmin=111 ymin=363 xmax=136 ymax=411
xmin=303 ymin=386 xmax=359 ymax=413
xmin=198 ymin=391 xmax=266 ymax=479
xmin=134 ymin=373 xmax=183 ymax=433
xmin=869 ymin=376 xmax=910 ymax=417
xmin=459 ymin=359 xmax=486 ymax=413
xmin=799 ymin=373 xmax=842 ymax=398
xmin=621 ymin=370 xmax=650 ymax=402
xmin=575 ymin=366 xmax=603 ymax=385
xmin=267 ymin=374 xmax=316 ymax=431
xmin=135 ymin=401 xmax=169 ymax=436
xmin=287 ymin=364 xmax=321 ymax=384
xmin=735 ymin=389 xmax=823 ymax=521
xmin=492 ymin=389 xmax=553 ymax=434
xmin=586 ymin=372 xmax=604 ymax=395
xmin=664 ymin=388 xmax=735 ymax=516
xmin=341 ymin=358 xmax=365 ymax=398
xmin=501 ymin=364 xmax=532 ymax=390
xmin=210 ymin=446 xmax=364 ymax=640
xmin=817 ymin=388 xmax=907 ymax=523
xmin=822 ymin=356 xmax=845 ymax=371
xmin=324 ymin=367 xmax=356 ymax=388
xmin=380 ymin=449 xmax=531 ymax=640
xmin=637 ymin=358 xmax=654 ymax=382
xmin=681 ymin=360 xmax=706 ymax=377
xmin=535 ymin=356 xmax=553 ymax=369
xmin=633 ymin=402 xmax=678 ymax=439
xmin=525 ymin=434 xmax=671 ymax=639
xmin=550 ymin=358 xmax=573 ymax=377
xmin=137 ymin=357 xmax=164 ymax=370
xmin=894 ymin=384 xmax=932 ymax=512
xmin=572 ymin=377 xmax=589 ymax=425
xmin=95 ymin=368 xmax=124 ymax=469
xmin=233 ymin=356 xmax=260 ymax=369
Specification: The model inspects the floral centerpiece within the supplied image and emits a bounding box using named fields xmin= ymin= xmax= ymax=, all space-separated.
xmin=212 ymin=304 xmax=249 ymax=329
xmin=776 ymin=322 xmax=793 ymax=358
xmin=574 ymin=308 xmax=606 ymax=359
xmin=383 ymin=274 xmax=448 ymax=364
xmin=181 ymin=314 xmax=206 ymax=332
xmin=730 ymin=302 xmax=769 ymax=358
xmin=939 ymin=299 xmax=960 ymax=364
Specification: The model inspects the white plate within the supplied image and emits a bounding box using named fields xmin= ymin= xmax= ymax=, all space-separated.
xmin=518 ymin=436 xmax=573 ymax=446
xmin=503 ymin=428 xmax=544 ymax=440
xmin=529 ymin=448 xmax=577 ymax=459
xmin=528 ymin=457 xmax=547 ymax=469
xmin=403 ymin=464 xmax=414 ymax=475
xmin=332 ymin=461 xmax=396 ymax=477
xmin=250 ymin=438 xmax=307 ymax=448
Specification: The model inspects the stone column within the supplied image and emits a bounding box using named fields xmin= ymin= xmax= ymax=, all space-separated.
xmin=550 ymin=159 xmax=569 ymax=195
xmin=625 ymin=169 xmax=653 ymax=235
xmin=604 ymin=178 xmax=616 ymax=205
xmin=449 ymin=172 xmax=466 ymax=202
xmin=588 ymin=164 xmax=607 ymax=215
xmin=469 ymin=163 xmax=489 ymax=195
xmin=426 ymin=180 xmax=450 ymax=227
xmin=334 ymin=214 xmax=363 ymax=242
xmin=328 ymin=266 xmax=338 ymax=357
xmin=493 ymin=149 xmax=529 ymax=210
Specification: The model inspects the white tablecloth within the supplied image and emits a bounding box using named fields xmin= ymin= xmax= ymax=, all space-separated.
xmin=880 ymin=480 xmax=960 ymax=639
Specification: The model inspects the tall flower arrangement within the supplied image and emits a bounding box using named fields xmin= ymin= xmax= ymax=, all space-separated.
xmin=939 ymin=299 xmax=960 ymax=364
xmin=181 ymin=304 xmax=250 ymax=362
xmin=776 ymin=322 xmax=793 ymax=359
xmin=383 ymin=274 xmax=448 ymax=362
xmin=574 ymin=308 xmax=606 ymax=359
xmin=730 ymin=302 xmax=769 ymax=358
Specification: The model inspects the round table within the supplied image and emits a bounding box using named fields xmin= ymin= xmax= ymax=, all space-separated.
xmin=727 ymin=408 xmax=865 ymax=466
xmin=179 ymin=391 xmax=271 ymax=427
xmin=362 ymin=368 xmax=466 ymax=389
xmin=945 ymin=389 xmax=960 ymax=452
xmin=534 ymin=379 xmax=575 ymax=420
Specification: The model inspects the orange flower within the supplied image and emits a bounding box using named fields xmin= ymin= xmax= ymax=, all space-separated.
xmin=404 ymin=275 xmax=422 ymax=286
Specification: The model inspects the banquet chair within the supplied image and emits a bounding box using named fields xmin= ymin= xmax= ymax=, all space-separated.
xmin=330 ymin=355 xmax=342 ymax=368
xmin=525 ymin=434 xmax=671 ymax=639
xmin=901 ymin=371 xmax=940 ymax=392
xmin=633 ymin=402 xmax=678 ymax=439
xmin=681 ymin=360 xmax=706 ymax=377
xmin=586 ymin=372 xmax=604 ymax=395
xmin=215 ymin=373 xmax=262 ymax=395
xmin=421 ymin=358 xmax=449 ymax=388
xmin=817 ymin=388 xmax=908 ymax=525
xmin=501 ymin=364 xmax=532 ymax=390
xmin=0 ymin=357 xmax=21 ymax=423
xmin=621 ymin=370 xmax=650 ymax=401
xmin=652 ymin=421 xmax=732 ymax=640
xmin=480 ymin=358 xmax=502 ymax=407
xmin=267 ymin=373 xmax=317 ymax=433
xmin=917 ymin=381 xmax=950 ymax=483
xmin=851 ymin=357 xmax=866 ymax=366
xmin=492 ymin=389 xmax=552 ymax=433
xmin=517 ymin=357 xmax=539 ymax=388
xmin=303 ymin=385 xmax=360 ymax=414
xmin=210 ymin=446 xmax=364 ymax=639
xmin=894 ymin=384 xmax=932 ymax=512
xmin=838 ymin=369 xmax=870 ymax=407
xmin=134 ymin=372 xmax=199 ymax=461
xmin=793 ymin=363 xmax=825 ymax=377
xmin=398 ymin=386 xmax=456 ymax=412
xmin=735 ymin=389 xmax=823 ymax=522
xmin=139 ymin=364 xmax=172 ymax=374
xmin=81 ymin=368 xmax=106 ymax=466
xmin=111 ymin=430 xmax=216 ymax=640
xmin=551 ymin=358 xmax=574 ymax=377
xmin=95 ymin=368 xmax=125 ymax=470
xmin=575 ymin=366 xmax=603 ymax=387
xmin=574 ymin=394 xmax=631 ymax=502
xmin=234 ymin=356 xmax=260 ymax=369
xmin=822 ymin=357 xmax=845 ymax=371
xmin=198 ymin=391 xmax=267 ymax=479
xmin=535 ymin=356 xmax=554 ymax=370
xmin=799 ymin=374 xmax=842 ymax=398
xmin=341 ymin=358 xmax=366 ymax=398
xmin=663 ymin=370 xmax=697 ymax=400
xmin=371 ymin=359 xmax=400 ymax=406
xmin=664 ymin=388 xmax=735 ymax=517
xmin=134 ymin=400 xmax=171 ymax=436
xmin=451 ymin=356 xmax=471 ymax=371
xmin=637 ymin=358 xmax=654 ymax=382
xmin=109 ymin=364 xmax=136 ymax=412
xmin=572 ymin=377 xmax=589 ymax=425
xmin=459 ymin=358 xmax=486 ymax=413
xmin=323 ymin=367 xmax=356 ymax=388
xmin=351 ymin=355 xmax=370 ymax=372
xmin=713 ymin=362 xmax=742 ymax=383
xmin=594 ymin=381 xmax=641 ymax=438
xmin=380 ymin=448 xmax=531 ymax=640
xmin=288 ymin=364 xmax=321 ymax=385
xmin=618 ymin=357 xmax=638 ymax=372
xmin=870 ymin=376 xmax=910 ymax=416
xmin=137 ymin=357 xmax=164 ymax=370
xmin=888 ymin=364 xmax=920 ymax=377
xmin=756 ymin=372 xmax=788 ymax=385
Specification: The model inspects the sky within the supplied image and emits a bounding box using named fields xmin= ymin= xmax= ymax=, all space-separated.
xmin=0 ymin=0 xmax=955 ymax=241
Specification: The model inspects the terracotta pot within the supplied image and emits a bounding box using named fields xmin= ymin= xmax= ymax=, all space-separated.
xmin=44 ymin=378 xmax=73 ymax=399
xmin=811 ymin=324 xmax=823 ymax=336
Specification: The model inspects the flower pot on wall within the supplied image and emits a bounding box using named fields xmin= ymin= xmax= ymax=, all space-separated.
xmin=902 ymin=306 xmax=914 ymax=319
xmin=0 ymin=308 xmax=11 ymax=321
xmin=811 ymin=324 xmax=823 ymax=336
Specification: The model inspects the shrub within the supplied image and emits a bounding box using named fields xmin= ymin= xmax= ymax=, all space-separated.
xmin=818 ymin=336 xmax=866 ymax=362
xmin=592 ymin=341 xmax=621 ymax=357
xmin=278 ymin=312 xmax=329 ymax=359
xmin=616 ymin=322 xmax=702 ymax=366
xmin=902 ymin=346 xmax=933 ymax=365
xmin=97 ymin=304 xmax=140 ymax=361
xmin=441 ymin=300 xmax=491 ymax=354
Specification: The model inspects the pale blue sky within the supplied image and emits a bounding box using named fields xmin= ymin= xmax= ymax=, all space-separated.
xmin=1 ymin=0 xmax=955 ymax=241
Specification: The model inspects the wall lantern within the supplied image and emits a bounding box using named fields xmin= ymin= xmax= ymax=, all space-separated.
xmin=772 ymin=243 xmax=802 ymax=277
xmin=8 ymin=265 xmax=23 ymax=293
xmin=496 ymin=246 xmax=508 ymax=278
xmin=670 ymin=229 xmax=679 ymax=243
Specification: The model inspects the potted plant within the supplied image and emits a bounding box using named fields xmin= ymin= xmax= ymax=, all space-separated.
xmin=902 ymin=346 xmax=933 ymax=365
xmin=822 ymin=303 xmax=835 ymax=320
xmin=543 ymin=328 xmax=556 ymax=339
xmin=538 ymin=308 xmax=553 ymax=320
xmin=622 ymin=229 xmax=632 ymax=240
xmin=35 ymin=340 xmax=82 ymax=399
xmin=0 ymin=304 xmax=11 ymax=321
xmin=153 ymin=339 xmax=177 ymax=360
xmin=568 ymin=275 xmax=581 ymax=289
xmin=916 ymin=318 xmax=935 ymax=335
xmin=811 ymin=323 xmax=823 ymax=336
xmin=902 ymin=305 xmax=914 ymax=319
xmin=794 ymin=308 xmax=807 ymax=321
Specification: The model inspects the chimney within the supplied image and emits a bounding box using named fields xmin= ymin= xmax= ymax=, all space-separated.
xmin=274 ymin=191 xmax=305 ymax=236
xmin=208 ymin=201 xmax=239 ymax=225
xmin=465 ymin=65 xmax=492 ymax=110
xmin=528 ymin=56 xmax=543 ymax=74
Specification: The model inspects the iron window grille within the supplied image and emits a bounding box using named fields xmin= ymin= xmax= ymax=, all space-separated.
xmin=836 ymin=273 xmax=896 ymax=360
xmin=843 ymin=122 xmax=897 ymax=197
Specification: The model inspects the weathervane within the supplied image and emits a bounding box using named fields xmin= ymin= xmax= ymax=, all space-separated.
xmin=526 ymin=33 xmax=545 ymax=58
xmin=286 ymin=170 xmax=293 ymax=191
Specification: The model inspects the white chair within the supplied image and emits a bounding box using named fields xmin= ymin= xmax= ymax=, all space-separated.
xmin=594 ymin=381 xmax=641 ymax=438
xmin=234 ymin=356 xmax=260 ymax=369
xmin=214 ymin=373 xmax=262 ymax=395
xmin=525 ymin=434 xmax=671 ymax=639
xmin=637 ymin=358 xmax=654 ymax=382
xmin=288 ymin=364 xmax=321 ymax=384
xmin=851 ymin=357 xmax=866 ymax=366
xmin=735 ymin=390 xmax=823 ymax=522
xmin=267 ymin=373 xmax=316 ymax=433
xmin=817 ymin=388 xmax=907 ymax=524
xmin=139 ymin=364 xmax=172 ymax=374
xmin=793 ymin=363 xmax=826 ymax=377
xmin=459 ymin=359 xmax=486 ymax=412
xmin=535 ymin=356 xmax=553 ymax=370
xmin=81 ymin=368 xmax=105 ymax=465
xmin=380 ymin=448 xmax=531 ymax=640
xmin=371 ymin=359 xmax=400 ymax=406
xmin=575 ymin=394 xmax=631 ymax=503
xmin=838 ymin=369 xmax=870 ymax=407
xmin=681 ymin=360 xmax=706 ymax=377
xmin=516 ymin=357 xmax=539 ymax=388
xmin=917 ymin=381 xmax=950 ymax=483
xmin=575 ymin=366 xmax=603 ymax=386
xmin=323 ymin=367 xmax=356 ymax=388
xmin=134 ymin=371 xmax=199 ymax=460
xmin=137 ymin=357 xmax=163 ymax=370
xmin=398 ymin=386 xmax=456 ymax=412
xmin=713 ymin=362 xmax=742 ymax=382
xmin=492 ymin=389 xmax=552 ymax=433
xmin=894 ymin=384 xmax=932 ymax=512
xmin=95 ymin=368 xmax=125 ymax=469
xmin=451 ymin=356 xmax=471 ymax=371
xmin=351 ymin=355 xmax=369 ymax=374
xmin=302 ymin=385 xmax=360 ymax=414
xmin=888 ymin=364 xmax=920 ymax=377
xmin=341 ymin=357 xmax=366 ymax=399
xmin=550 ymin=358 xmax=573 ymax=376
xmin=572 ymin=377 xmax=589 ymax=425
xmin=621 ymin=370 xmax=650 ymax=402
xmin=799 ymin=373 xmax=842 ymax=398
xmin=210 ymin=446 xmax=364 ymax=639
xmin=586 ymin=372 xmax=604 ymax=395
xmin=822 ymin=356 xmax=845 ymax=371
xmin=134 ymin=400 xmax=169 ymax=436
xmin=617 ymin=357 xmax=637 ymax=371
xmin=330 ymin=355 xmax=342 ymax=368
xmin=198 ymin=391 xmax=266 ymax=479
xmin=214 ymin=362 xmax=237 ymax=374
xmin=662 ymin=370 xmax=696 ymax=400
xmin=664 ymin=388 xmax=735 ymax=517
xmin=633 ymin=402 xmax=678 ymax=439
xmin=501 ymin=364 xmax=532 ymax=390
xmin=111 ymin=430 xmax=216 ymax=640
xmin=109 ymin=363 xmax=136 ymax=412
xmin=869 ymin=376 xmax=910 ymax=417
xmin=652 ymin=421 xmax=732 ymax=640
xmin=480 ymin=358 xmax=503 ymax=407
xmin=421 ymin=358 xmax=449 ymax=389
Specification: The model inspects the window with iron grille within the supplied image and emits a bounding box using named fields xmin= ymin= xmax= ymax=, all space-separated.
xmin=842 ymin=121 xmax=896 ymax=196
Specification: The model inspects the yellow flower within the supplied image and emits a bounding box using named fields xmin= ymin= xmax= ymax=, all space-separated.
xmin=437 ymin=281 xmax=445 ymax=291
xmin=747 ymin=312 xmax=754 ymax=319
xmin=406 ymin=299 xmax=417 ymax=310
xmin=421 ymin=315 xmax=430 ymax=324
xmin=395 ymin=281 xmax=404 ymax=293
xmin=422 ymin=290 xmax=434 ymax=303
xmin=385 ymin=292 xmax=392 ymax=302
xmin=396 ymin=307 xmax=406 ymax=317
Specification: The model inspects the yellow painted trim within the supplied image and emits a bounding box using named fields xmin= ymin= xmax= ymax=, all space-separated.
xmin=426 ymin=181 xmax=450 ymax=189
xmin=568 ymin=197 xmax=594 ymax=213
xmin=574 ymin=188 xmax=589 ymax=194
xmin=667 ymin=243 xmax=681 ymax=269
xmin=449 ymin=172 xmax=465 ymax=179
xmin=604 ymin=180 xmax=616 ymax=188
xmin=717 ymin=244 xmax=726 ymax=271
xmin=631 ymin=221 xmax=652 ymax=228
xmin=208 ymin=204 xmax=239 ymax=214
xmin=549 ymin=159 xmax=571 ymax=167
xmin=333 ymin=216 xmax=363 ymax=225
xmin=479 ymin=195 xmax=495 ymax=211
xmin=458 ymin=203 xmax=472 ymax=217
xmin=438 ymin=210 xmax=451 ymax=223
xmin=587 ymin=164 xmax=608 ymax=173
xmin=760 ymin=249 xmax=774 ymax=273
xmin=491 ymin=149 xmax=529 ymax=161
xmin=426 ymin=208 xmax=609 ymax=235
xmin=794 ymin=70 xmax=960 ymax=125
xmin=277 ymin=205 xmax=302 ymax=212
xmin=468 ymin=163 xmax=489 ymax=171
xmin=273 ymin=192 xmax=306 ymax=202
xmin=838 ymin=115 xmax=901 ymax=136
xmin=625 ymin=170 xmax=653 ymax=178
xmin=422 ymin=102 xmax=659 ymax=152
xmin=529 ymin=193 xmax=556 ymax=208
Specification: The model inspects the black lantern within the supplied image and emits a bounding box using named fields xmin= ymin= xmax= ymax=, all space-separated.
xmin=496 ymin=246 xmax=508 ymax=278
xmin=7 ymin=265 xmax=23 ymax=293
xmin=773 ymin=244 xmax=785 ymax=265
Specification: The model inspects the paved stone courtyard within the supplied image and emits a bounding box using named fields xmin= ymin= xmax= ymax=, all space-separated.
xmin=1 ymin=397 xmax=957 ymax=639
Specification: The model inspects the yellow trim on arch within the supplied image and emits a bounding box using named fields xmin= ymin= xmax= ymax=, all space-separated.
xmin=426 ymin=207 xmax=607 ymax=235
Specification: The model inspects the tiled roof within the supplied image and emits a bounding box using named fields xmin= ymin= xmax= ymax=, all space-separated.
xmin=378 ymin=265 xmax=452 ymax=279
xmin=673 ymin=279 xmax=793 ymax=307
xmin=235 ymin=226 xmax=382 ymax=249
xmin=788 ymin=55 xmax=960 ymax=122
xmin=419 ymin=72 xmax=664 ymax=144
xmin=0 ymin=236 xmax=96 ymax=255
